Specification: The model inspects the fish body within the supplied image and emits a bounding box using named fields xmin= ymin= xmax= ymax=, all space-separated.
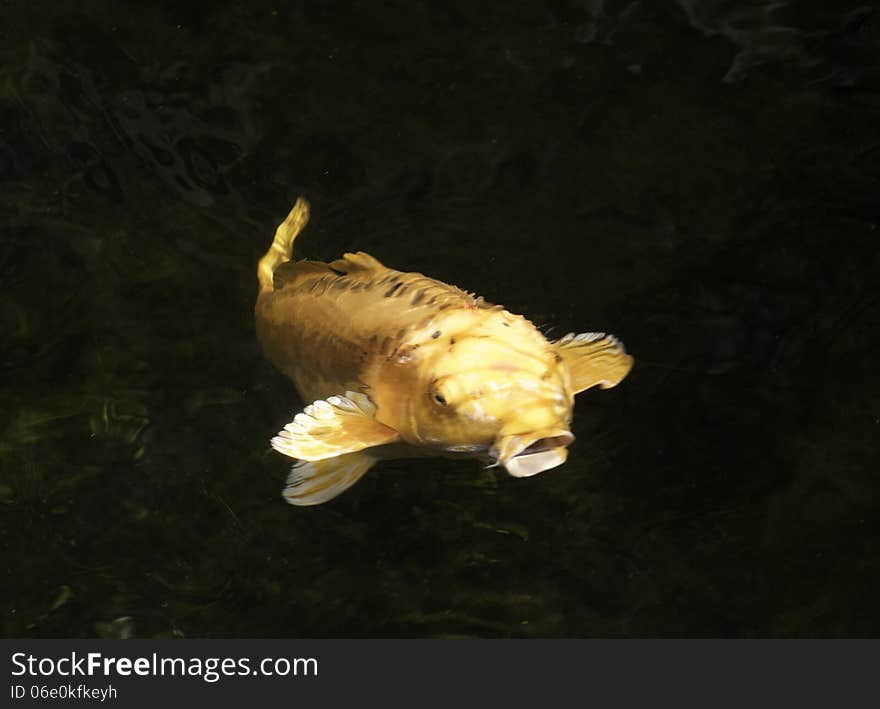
xmin=255 ymin=198 xmax=633 ymax=505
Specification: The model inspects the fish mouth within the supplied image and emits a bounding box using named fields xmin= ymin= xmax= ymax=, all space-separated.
xmin=491 ymin=429 xmax=574 ymax=478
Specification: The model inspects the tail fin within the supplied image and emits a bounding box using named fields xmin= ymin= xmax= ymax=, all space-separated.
xmin=257 ymin=197 xmax=311 ymax=293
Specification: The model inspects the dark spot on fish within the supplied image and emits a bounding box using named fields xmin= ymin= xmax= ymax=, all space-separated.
xmin=397 ymin=286 xmax=409 ymax=297
xmin=385 ymin=282 xmax=402 ymax=297
xmin=428 ymin=296 xmax=437 ymax=305
xmin=330 ymin=266 xmax=346 ymax=276
xmin=554 ymin=353 xmax=563 ymax=363
xmin=380 ymin=336 xmax=392 ymax=355
xmin=433 ymin=392 xmax=447 ymax=405
xmin=431 ymin=330 xmax=441 ymax=339
xmin=503 ymin=322 xmax=510 ymax=327
xmin=411 ymin=289 xmax=425 ymax=305
xmin=450 ymin=338 xmax=456 ymax=345
xmin=397 ymin=328 xmax=406 ymax=340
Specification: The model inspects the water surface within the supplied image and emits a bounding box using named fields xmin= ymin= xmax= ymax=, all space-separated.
xmin=2 ymin=0 xmax=879 ymax=637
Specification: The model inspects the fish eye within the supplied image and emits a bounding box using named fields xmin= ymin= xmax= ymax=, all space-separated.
xmin=433 ymin=392 xmax=448 ymax=406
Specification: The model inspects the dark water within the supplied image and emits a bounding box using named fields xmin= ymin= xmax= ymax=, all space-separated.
xmin=2 ymin=1 xmax=879 ymax=638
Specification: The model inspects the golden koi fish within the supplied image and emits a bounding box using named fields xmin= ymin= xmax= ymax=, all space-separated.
xmin=255 ymin=198 xmax=633 ymax=505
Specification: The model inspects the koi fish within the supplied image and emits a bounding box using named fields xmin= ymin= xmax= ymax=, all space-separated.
xmin=255 ymin=198 xmax=633 ymax=505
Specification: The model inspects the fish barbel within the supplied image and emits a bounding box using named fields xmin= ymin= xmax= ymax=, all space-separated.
xmin=255 ymin=198 xmax=633 ymax=505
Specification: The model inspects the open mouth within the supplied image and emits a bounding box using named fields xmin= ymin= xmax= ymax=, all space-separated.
xmin=492 ymin=429 xmax=574 ymax=478
xmin=518 ymin=434 xmax=574 ymax=457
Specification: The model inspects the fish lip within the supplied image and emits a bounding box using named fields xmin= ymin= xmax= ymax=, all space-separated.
xmin=503 ymin=447 xmax=569 ymax=478
xmin=491 ymin=428 xmax=574 ymax=477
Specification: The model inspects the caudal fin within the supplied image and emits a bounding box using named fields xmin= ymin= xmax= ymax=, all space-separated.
xmin=257 ymin=197 xmax=311 ymax=293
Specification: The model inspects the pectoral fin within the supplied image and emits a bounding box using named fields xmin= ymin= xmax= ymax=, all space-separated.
xmin=554 ymin=332 xmax=634 ymax=394
xmin=271 ymin=391 xmax=399 ymax=461
xmin=283 ymin=451 xmax=378 ymax=506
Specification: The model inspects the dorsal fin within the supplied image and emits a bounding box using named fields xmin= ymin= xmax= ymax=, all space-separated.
xmin=328 ymin=251 xmax=385 ymax=274
xmin=273 ymin=260 xmax=332 ymax=290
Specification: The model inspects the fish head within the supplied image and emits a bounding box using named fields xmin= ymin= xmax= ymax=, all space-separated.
xmin=409 ymin=310 xmax=575 ymax=477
